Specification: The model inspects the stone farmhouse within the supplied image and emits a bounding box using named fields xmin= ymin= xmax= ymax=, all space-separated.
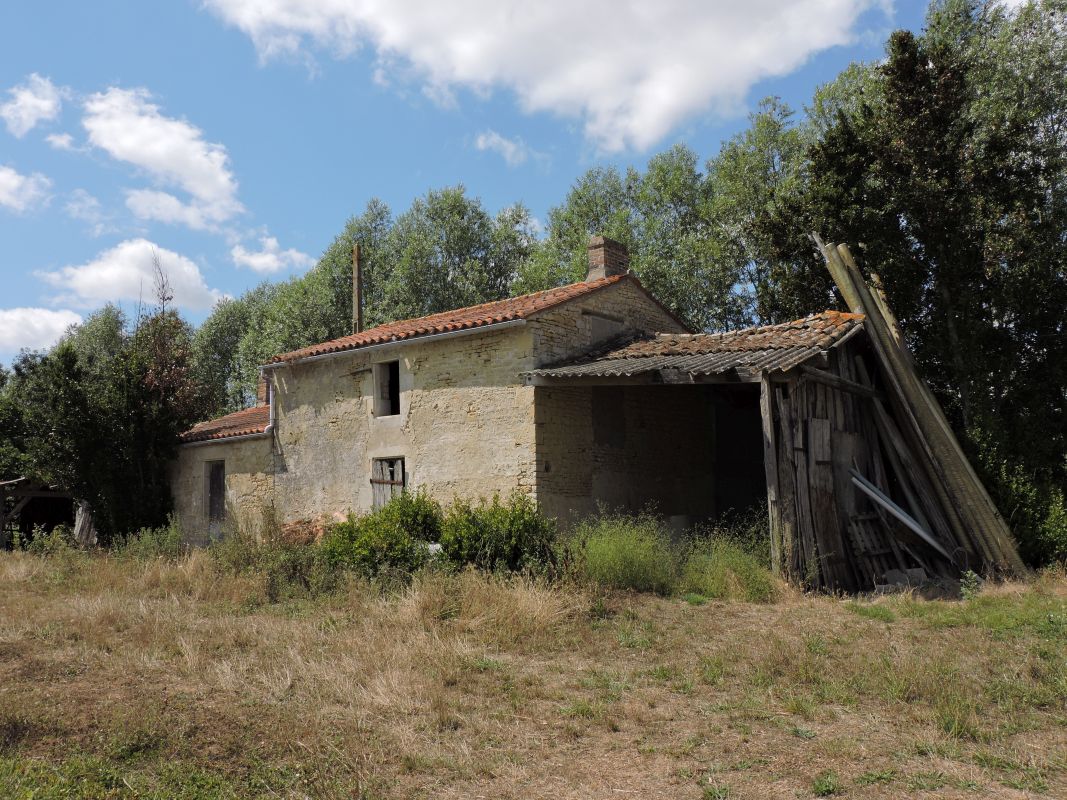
xmin=172 ymin=236 xmax=1022 ymax=591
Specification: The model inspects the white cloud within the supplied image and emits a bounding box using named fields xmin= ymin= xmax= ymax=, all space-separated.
xmin=204 ymin=0 xmax=882 ymax=152
xmin=64 ymin=189 xmax=116 ymax=236
xmin=82 ymin=88 xmax=243 ymax=229
xmin=1 ymin=74 xmax=66 ymax=138
xmin=46 ymin=132 xmax=75 ymax=150
xmin=37 ymin=238 xmax=223 ymax=311
xmin=124 ymin=188 xmax=218 ymax=231
xmin=474 ymin=130 xmax=540 ymax=167
xmin=231 ymin=235 xmax=314 ymax=273
xmin=0 ymin=164 xmax=52 ymax=212
xmin=0 ymin=308 xmax=81 ymax=354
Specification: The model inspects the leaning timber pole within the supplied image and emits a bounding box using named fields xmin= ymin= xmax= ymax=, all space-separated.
xmin=814 ymin=235 xmax=1026 ymax=576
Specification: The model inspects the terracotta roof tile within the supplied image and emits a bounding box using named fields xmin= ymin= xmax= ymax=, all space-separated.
xmin=180 ymin=405 xmax=270 ymax=443
xmin=527 ymin=311 xmax=866 ymax=379
xmin=606 ymin=310 xmax=865 ymax=358
xmin=269 ymin=274 xmax=631 ymax=364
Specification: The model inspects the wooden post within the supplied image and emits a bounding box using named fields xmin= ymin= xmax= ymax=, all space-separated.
xmin=352 ymin=242 xmax=363 ymax=334
xmin=760 ymin=375 xmax=784 ymax=577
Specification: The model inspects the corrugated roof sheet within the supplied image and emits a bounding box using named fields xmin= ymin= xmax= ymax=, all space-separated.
xmin=270 ymin=274 xmax=634 ymax=364
xmin=180 ymin=406 xmax=270 ymax=443
xmin=526 ymin=311 xmax=865 ymax=380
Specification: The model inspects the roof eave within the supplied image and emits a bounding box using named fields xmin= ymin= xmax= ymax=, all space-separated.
xmin=262 ymin=318 xmax=528 ymax=370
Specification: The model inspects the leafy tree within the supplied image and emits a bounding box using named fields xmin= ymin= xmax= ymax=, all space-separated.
xmin=747 ymin=0 xmax=1067 ymax=562
xmin=523 ymin=147 xmax=753 ymax=330
xmin=210 ymin=186 xmax=535 ymax=404
xmin=0 ymin=367 xmax=28 ymax=481
xmin=8 ymin=278 xmax=212 ymax=542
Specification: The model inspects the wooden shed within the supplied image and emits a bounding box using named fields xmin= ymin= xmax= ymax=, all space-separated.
xmin=526 ymin=242 xmax=1024 ymax=590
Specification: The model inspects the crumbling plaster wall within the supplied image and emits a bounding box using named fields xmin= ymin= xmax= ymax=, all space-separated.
xmin=169 ymin=436 xmax=274 ymax=544
xmin=171 ymin=278 xmax=688 ymax=532
xmin=267 ymin=323 xmax=539 ymax=524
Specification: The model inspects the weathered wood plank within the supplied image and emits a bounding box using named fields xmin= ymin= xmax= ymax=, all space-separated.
xmin=800 ymin=365 xmax=882 ymax=399
xmin=760 ymin=375 xmax=784 ymax=577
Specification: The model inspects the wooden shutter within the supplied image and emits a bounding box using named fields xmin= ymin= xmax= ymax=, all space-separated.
xmin=207 ymin=461 xmax=225 ymax=522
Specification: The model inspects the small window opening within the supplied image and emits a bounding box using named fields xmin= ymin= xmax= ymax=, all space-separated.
xmin=206 ymin=460 xmax=226 ymax=523
xmin=374 ymin=360 xmax=401 ymax=417
xmin=371 ymin=457 xmax=405 ymax=509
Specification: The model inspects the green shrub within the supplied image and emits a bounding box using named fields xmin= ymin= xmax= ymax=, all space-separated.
xmin=690 ymin=505 xmax=772 ymax=564
xmin=23 ymin=524 xmax=77 ymax=556
xmin=972 ymin=428 xmax=1067 ymax=566
xmin=376 ymin=489 xmax=443 ymax=542
xmin=569 ymin=514 xmax=676 ymax=594
xmin=113 ymin=516 xmax=185 ymax=560
xmin=439 ymin=492 xmax=556 ymax=573
xmin=259 ymin=543 xmax=339 ymax=601
xmin=679 ymin=539 xmax=778 ymax=603
xmin=210 ymin=518 xmax=340 ymax=600
xmin=320 ymin=491 xmax=442 ymax=576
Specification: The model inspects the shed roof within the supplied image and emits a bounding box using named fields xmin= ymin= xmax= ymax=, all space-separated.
xmin=269 ymin=273 xmax=652 ymax=365
xmin=524 ymin=311 xmax=865 ymax=381
xmin=180 ymin=405 xmax=270 ymax=443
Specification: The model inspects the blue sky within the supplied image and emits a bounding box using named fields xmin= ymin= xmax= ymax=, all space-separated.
xmin=0 ymin=0 xmax=932 ymax=364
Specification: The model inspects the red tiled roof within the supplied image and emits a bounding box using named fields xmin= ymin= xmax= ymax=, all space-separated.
xmin=605 ymin=311 xmax=865 ymax=358
xmin=269 ymin=274 xmax=632 ymax=364
xmin=526 ymin=311 xmax=866 ymax=379
xmin=180 ymin=405 xmax=270 ymax=443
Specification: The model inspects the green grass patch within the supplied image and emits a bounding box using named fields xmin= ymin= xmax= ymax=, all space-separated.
xmin=679 ymin=540 xmax=777 ymax=603
xmin=856 ymin=768 xmax=897 ymax=785
xmin=845 ymin=601 xmax=896 ymax=622
xmin=811 ymin=769 xmax=843 ymax=796
xmin=0 ymin=754 xmax=282 ymax=799
xmin=570 ymin=514 xmax=676 ymax=594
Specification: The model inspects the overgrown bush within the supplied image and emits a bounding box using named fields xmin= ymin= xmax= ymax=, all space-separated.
xmin=567 ymin=508 xmax=778 ymax=602
xmin=679 ymin=540 xmax=778 ymax=603
xmin=972 ymin=429 xmax=1067 ymax=567
xmin=210 ymin=509 xmax=340 ymax=600
xmin=320 ymin=491 xmax=441 ymax=576
xmin=21 ymin=524 xmax=77 ymax=556
xmin=439 ymin=492 xmax=556 ymax=573
xmin=569 ymin=513 xmax=676 ymax=595
xmin=112 ymin=516 xmax=185 ymax=560
xmin=693 ymin=505 xmax=772 ymax=565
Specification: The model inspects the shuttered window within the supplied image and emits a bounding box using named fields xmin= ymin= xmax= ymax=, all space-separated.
xmin=371 ymin=457 xmax=405 ymax=509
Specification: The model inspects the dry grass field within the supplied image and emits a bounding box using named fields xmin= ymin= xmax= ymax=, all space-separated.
xmin=0 ymin=550 xmax=1064 ymax=799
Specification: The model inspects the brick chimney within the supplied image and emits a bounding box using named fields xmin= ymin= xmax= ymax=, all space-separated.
xmin=586 ymin=235 xmax=630 ymax=281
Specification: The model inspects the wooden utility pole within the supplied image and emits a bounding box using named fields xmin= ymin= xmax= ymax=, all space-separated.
xmin=352 ymin=242 xmax=363 ymax=334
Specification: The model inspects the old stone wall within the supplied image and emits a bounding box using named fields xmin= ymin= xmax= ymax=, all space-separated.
xmin=265 ymin=323 xmax=539 ymax=524
xmin=534 ymin=385 xmax=717 ymax=529
xmin=529 ymin=277 xmax=689 ymax=367
xmin=171 ymin=277 xmax=691 ymax=534
xmin=169 ymin=435 xmax=274 ymax=545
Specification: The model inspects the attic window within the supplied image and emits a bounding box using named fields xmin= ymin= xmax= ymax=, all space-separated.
xmin=374 ymin=360 xmax=401 ymax=417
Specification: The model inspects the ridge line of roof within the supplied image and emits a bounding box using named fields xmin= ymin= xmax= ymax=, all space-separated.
xmin=267 ymin=273 xmax=663 ymax=365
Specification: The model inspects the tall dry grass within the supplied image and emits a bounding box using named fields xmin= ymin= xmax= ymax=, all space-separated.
xmin=0 ymin=550 xmax=1064 ymax=799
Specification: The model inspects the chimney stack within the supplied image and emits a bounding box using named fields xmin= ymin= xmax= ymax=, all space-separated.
xmin=586 ymin=235 xmax=630 ymax=282
xmin=352 ymin=242 xmax=363 ymax=334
